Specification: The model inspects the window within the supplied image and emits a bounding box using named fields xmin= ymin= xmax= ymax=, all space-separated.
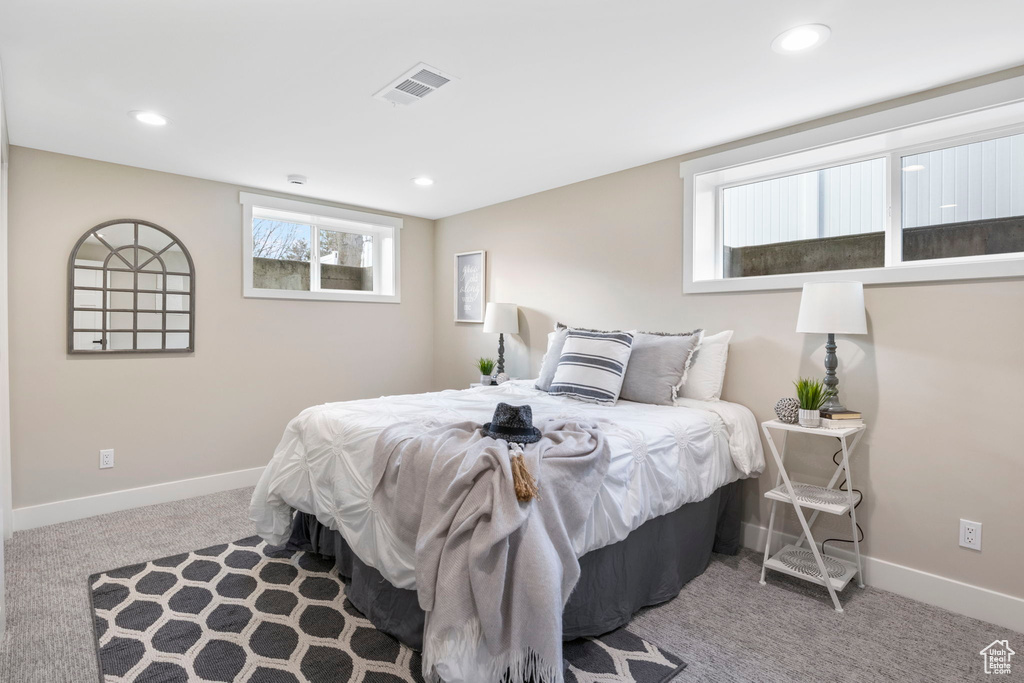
xmin=251 ymin=218 xmax=311 ymax=291
xmin=900 ymin=132 xmax=1024 ymax=262
xmin=722 ymin=158 xmax=886 ymax=278
xmin=241 ymin=193 xmax=400 ymax=302
xmin=683 ymin=83 xmax=1024 ymax=292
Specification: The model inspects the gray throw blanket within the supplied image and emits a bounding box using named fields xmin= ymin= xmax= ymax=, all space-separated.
xmin=371 ymin=418 xmax=610 ymax=683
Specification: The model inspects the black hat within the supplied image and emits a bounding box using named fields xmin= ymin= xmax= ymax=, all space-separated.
xmin=482 ymin=403 xmax=542 ymax=444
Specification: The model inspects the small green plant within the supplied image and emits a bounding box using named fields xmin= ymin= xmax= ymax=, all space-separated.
xmin=477 ymin=357 xmax=496 ymax=375
xmin=794 ymin=377 xmax=835 ymax=411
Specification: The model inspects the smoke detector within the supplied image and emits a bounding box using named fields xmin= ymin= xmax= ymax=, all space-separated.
xmin=374 ymin=63 xmax=457 ymax=106
xmin=287 ymin=174 xmax=307 ymax=185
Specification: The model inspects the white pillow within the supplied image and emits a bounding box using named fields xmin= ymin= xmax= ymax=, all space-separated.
xmin=679 ymin=330 xmax=733 ymax=401
xmin=535 ymin=327 xmax=570 ymax=391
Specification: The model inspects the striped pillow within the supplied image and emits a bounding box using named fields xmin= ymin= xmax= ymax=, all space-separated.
xmin=549 ymin=330 xmax=635 ymax=404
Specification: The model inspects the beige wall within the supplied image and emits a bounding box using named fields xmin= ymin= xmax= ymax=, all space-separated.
xmin=432 ymin=89 xmax=1024 ymax=597
xmin=8 ymin=147 xmax=435 ymax=508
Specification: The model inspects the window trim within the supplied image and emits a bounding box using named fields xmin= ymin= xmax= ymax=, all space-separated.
xmin=681 ymin=76 xmax=1024 ymax=293
xmin=240 ymin=192 xmax=402 ymax=303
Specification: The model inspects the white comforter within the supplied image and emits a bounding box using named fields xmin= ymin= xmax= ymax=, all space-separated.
xmin=249 ymin=380 xmax=764 ymax=590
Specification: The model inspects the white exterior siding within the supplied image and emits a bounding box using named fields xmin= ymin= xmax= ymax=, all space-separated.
xmin=723 ymin=157 xmax=885 ymax=247
xmin=902 ymin=132 xmax=1024 ymax=229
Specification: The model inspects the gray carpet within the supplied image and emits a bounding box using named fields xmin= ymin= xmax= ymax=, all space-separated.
xmin=1 ymin=488 xmax=257 ymax=683
xmin=1 ymin=488 xmax=1017 ymax=682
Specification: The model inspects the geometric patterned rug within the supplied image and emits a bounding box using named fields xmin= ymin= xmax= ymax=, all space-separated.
xmin=89 ymin=537 xmax=686 ymax=683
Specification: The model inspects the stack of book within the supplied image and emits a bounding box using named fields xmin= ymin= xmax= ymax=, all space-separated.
xmin=820 ymin=409 xmax=862 ymax=429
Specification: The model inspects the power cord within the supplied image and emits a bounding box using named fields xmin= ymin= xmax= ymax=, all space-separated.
xmin=820 ymin=438 xmax=863 ymax=557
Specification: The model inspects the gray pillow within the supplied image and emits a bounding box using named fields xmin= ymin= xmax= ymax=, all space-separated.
xmin=534 ymin=327 xmax=569 ymax=391
xmin=619 ymin=331 xmax=702 ymax=406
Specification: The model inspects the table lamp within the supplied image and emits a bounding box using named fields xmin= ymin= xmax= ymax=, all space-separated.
xmin=483 ymin=303 xmax=519 ymax=375
xmin=796 ymin=281 xmax=867 ymax=413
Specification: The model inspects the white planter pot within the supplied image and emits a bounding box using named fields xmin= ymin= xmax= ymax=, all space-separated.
xmin=480 ymin=374 xmax=492 ymax=386
xmin=798 ymin=409 xmax=821 ymax=427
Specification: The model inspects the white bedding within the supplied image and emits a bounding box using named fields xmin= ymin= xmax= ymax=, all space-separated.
xmin=249 ymin=380 xmax=764 ymax=590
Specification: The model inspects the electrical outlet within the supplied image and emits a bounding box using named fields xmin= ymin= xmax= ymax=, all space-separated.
xmin=959 ymin=519 xmax=981 ymax=551
xmin=99 ymin=449 xmax=115 ymax=469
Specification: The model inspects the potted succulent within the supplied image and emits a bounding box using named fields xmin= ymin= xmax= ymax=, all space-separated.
xmin=794 ymin=377 xmax=835 ymax=427
xmin=477 ymin=357 xmax=496 ymax=386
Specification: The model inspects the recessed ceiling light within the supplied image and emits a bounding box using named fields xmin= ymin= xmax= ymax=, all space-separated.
xmin=130 ymin=110 xmax=168 ymax=126
xmin=413 ymin=177 xmax=434 ymax=186
xmin=903 ymin=164 xmax=926 ymax=172
xmin=771 ymin=24 xmax=831 ymax=54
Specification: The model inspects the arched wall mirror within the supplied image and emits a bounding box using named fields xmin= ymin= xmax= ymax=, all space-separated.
xmin=68 ymin=219 xmax=196 ymax=354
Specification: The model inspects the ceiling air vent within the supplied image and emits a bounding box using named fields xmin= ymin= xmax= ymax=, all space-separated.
xmin=374 ymin=63 xmax=457 ymax=106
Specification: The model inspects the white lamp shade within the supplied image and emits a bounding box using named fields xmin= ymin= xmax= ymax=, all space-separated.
xmin=796 ymin=282 xmax=867 ymax=334
xmin=483 ymin=303 xmax=519 ymax=334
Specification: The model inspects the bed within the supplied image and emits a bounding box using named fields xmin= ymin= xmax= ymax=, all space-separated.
xmin=249 ymin=379 xmax=764 ymax=649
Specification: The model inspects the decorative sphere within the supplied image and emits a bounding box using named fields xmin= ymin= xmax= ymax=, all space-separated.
xmin=495 ymin=373 xmax=510 ymax=385
xmin=775 ymin=397 xmax=800 ymax=424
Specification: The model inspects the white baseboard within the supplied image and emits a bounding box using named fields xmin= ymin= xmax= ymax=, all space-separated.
xmin=12 ymin=466 xmax=265 ymax=532
xmin=742 ymin=521 xmax=1024 ymax=634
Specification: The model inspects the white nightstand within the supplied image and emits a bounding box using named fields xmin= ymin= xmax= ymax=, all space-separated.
xmin=759 ymin=419 xmax=867 ymax=612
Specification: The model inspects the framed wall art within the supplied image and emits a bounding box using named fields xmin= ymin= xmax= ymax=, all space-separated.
xmin=454 ymin=250 xmax=485 ymax=323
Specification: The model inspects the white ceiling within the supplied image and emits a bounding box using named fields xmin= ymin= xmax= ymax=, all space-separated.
xmin=2 ymin=1 xmax=1023 ymax=220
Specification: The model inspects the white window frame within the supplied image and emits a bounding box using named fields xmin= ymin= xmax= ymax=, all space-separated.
xmin=681 ymin=76 xmax=1024 ymax=293
xmin=240 ymin=192 xmax=401 ymax=303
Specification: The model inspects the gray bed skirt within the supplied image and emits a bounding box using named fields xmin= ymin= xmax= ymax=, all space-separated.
xmin=287 ymin=479 xmax=742 ymax=650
